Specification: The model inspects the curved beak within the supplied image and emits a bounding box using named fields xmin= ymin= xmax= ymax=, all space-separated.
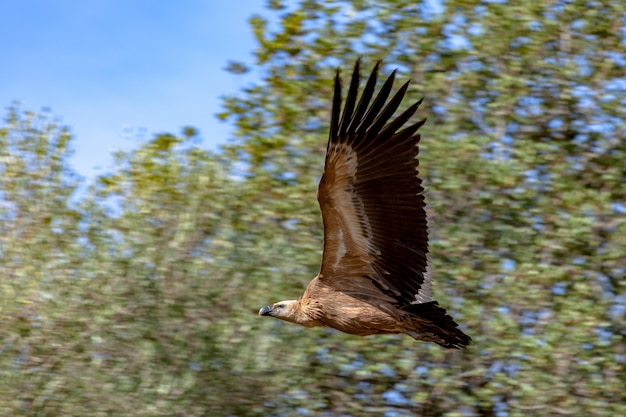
xmin=259 ymin=305 xmax=273 ymax=316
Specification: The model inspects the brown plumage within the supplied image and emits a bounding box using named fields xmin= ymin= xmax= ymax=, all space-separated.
xmin=259 ymin=60 xmax=471 ymax=349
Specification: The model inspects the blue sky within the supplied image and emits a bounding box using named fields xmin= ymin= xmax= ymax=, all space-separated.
xmin=0 ymin=1 xmax=266 ymax=179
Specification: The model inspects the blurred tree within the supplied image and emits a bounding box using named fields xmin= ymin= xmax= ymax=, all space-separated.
xmin=0 ymin=113 xmax=271 ymax=415
xmin=219 ymin=0 xmax=626 ymax=415
xmin=0 ymin=106 xmax=86 ymax=415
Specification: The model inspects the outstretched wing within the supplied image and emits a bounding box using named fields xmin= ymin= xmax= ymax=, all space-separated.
xmin=317 ymin=60 xmax=430 ymax=306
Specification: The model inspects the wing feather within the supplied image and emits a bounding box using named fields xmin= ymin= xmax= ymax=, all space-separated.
xmin=346 ymin=61 xmax=379 ymax=136
xmin=329 ymin=71 xmax=342 ymax=144
xmin=318 ymin=61 xmax=429 ymax=306
xmin=339 ymin=59 xmax=361 ymax=138
xmin=355 ymin=70 xmax=396 ymax=137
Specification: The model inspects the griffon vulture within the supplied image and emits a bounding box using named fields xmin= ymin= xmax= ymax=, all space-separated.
xmin=259 ymin=61 xmax=471 ymax=349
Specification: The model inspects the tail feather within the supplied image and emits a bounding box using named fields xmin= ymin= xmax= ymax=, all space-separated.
xmin=401 ymin=301 xmax=472 ymax=349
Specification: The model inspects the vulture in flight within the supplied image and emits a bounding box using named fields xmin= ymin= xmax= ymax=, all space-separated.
xmin=259 ymin=61 xmax=471 ymax=349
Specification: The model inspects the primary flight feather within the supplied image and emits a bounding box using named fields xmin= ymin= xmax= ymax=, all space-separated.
xmin=259 ymin=60 xmax=471 ymax=349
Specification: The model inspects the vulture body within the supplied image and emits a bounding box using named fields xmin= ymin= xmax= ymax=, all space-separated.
xmin=259 ymin=61 xmax=471 ymax=349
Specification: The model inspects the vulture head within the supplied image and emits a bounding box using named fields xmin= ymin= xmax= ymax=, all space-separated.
xmin=259 ymin=299 xmax=320 ymax=328
xmin=259 ymin=300 xmax=299 ymax=321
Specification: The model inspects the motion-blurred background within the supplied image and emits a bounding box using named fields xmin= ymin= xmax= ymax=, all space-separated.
xmin=1 ymin=1 xmax=624 ymax=416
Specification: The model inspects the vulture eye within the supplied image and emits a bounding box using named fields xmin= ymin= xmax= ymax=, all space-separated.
xmin=277 ymin=304 xmax=286 ymax=309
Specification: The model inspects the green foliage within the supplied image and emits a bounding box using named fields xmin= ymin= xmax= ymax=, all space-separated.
xmin=222 ymin=1 xmax=626 ymax=415
xmin=1 ymin=1 xmax=625 ymax=416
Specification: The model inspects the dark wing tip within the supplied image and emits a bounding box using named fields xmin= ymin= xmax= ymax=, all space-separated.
xmin=343 ymin=61 xmax=381 ymax=136
xmin=392 ymin=117 xmax=427 ymax=142
xmin=329 ymin=68 xmax=342 ymax=144
xmin=354 ymin=68 xmax=397 ymax=138
xmin=337 ymin=60 xmax=362 ymax=138
xmin=330 ymin=60 xmax=425 ymax=146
